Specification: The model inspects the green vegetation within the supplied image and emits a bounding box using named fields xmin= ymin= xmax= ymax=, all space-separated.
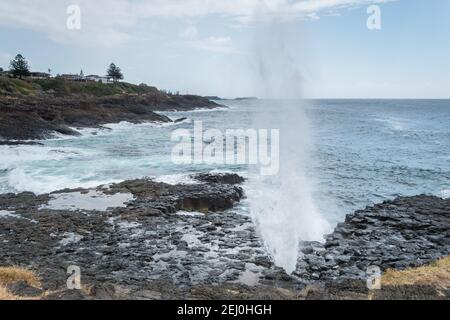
xmin=0 ymin=77 xmax=41 ymax=95
xmin=9 ymin=54 xmax=31 ymax=79
xmin=107 ymin=63 xmax=124 ymax=81
xmin=0 ymin=77 xmax=159 ymax=97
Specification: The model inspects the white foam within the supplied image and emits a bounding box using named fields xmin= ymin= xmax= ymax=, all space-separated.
xmin=374 ymin=117 xmax=408 ymax=132
xmin=235 ymin=263 xmax=262 ymax=286
xmin=0 ymin=210 xmax=38 ymax=223
xmin=103 ymin=120 xmax=190 ymax=131
xmin=0 ymin=144 xmax=108 ymax=194
xmin=5 ymin=167 xmax=122 ymax=195
xmin=40 ymin=190 xmax=134 ymax=211
xmin=48 ymin=119 xmax=191 ymax=140
xmin=181 ymin=232 xmax=203 ymax=247
xmin=176 ymin=211 xmax=205 ymax=217
xmin=72 ymin=126 xmax=113 ymax=137
xmin=0 ymin=210 xmax=21 ymax=219
xmin=153 ymin=173 xmax=199 ymax=185
xmin=440 ymin=189 xmax=450 ymax=199
xmin=0 ymin=145 xmax=89 ymax=170
xmin=59 ymin=232 xmax=83 ymax=246
xmin=117 ymin=221 xmax=142 ymax=230
xmin=171 ymin=107 xmax=228 ymax=113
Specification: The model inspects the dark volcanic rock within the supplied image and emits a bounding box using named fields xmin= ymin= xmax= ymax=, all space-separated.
xmin=0 ymin=177 xmax=448 ymax=300
xmin=0 ymin=93 xmax=221 ymax=140
xmin=304 ymin=280 xmax=449 ymax=300
xmin=6 ymin=281 xmax=44 ymax=297
xmin=0 ymin=140 xmax=44 ymax=146
xmin=0 ymin=174 xmax=263 ymax=298
xmin=299 ymin=195 xmax=450 ymax=281
xmin=174 ymin=117 xmax=187 ymax=123
xmin=193 ymin=173 xmax=246 ymax=185
xmin=44 ymin=289 xmax=92 ymax=300
xmin=105 ymin=177 xmax=244 ymax=213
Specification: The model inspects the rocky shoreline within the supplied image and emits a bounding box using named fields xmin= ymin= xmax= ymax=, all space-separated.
xmin=0 ymin=91 xmax=220 ymax=141
xmin=0 ymin=173 xmax=448 ymax=300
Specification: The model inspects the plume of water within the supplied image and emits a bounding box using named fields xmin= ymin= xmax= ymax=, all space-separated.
xmin=247 ymin=7 xmax=331 ymax=274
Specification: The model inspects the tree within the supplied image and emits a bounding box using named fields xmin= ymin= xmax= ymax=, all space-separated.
xmin=0 ymin=67 xmax=3 ymax=72
xmin=106 ymin=63 xmax=123 ymax=81
xmin=10 ymin=54 xmax=30 ymax=79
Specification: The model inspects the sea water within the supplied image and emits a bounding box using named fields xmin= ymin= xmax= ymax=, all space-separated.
xmin=1 ymin=99 xmax=449 ymax=270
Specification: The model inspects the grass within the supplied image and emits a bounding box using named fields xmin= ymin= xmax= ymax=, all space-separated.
xmin=0 ymin=266 xmax=41 ymax=300
xmin=0 ymin=286 xmax=18 ymax=300
xmin=0 ymin=76 xmax=160 ymax=97
xmin=382 ymin=256 xmax=450 ymax=289
xmin=0 ymin=77 xmax=41 ymax=96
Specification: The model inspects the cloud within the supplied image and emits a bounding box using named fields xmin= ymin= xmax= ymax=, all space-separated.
xmin=0 ymin=0 xmax=135 ymax=47
xmin=189 ymin=36 xmax=234 ymax=53
xmin=132 ymin=0 xmax=398 ymax=22
xmin=179 ymin=25 xmax=233 ymax=53
xmin=0 ymin=0 xmax=398 ymax=47
xmin=180 ymin=26 xmax=199 ymax=39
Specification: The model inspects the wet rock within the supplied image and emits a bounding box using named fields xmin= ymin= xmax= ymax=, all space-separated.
xmin=301 ymin=195 xmax=450 ymax=281
xmin=0 ymin=91 xmax=221 ymax=140
xmin=174 ymin=117 xmax=187 ymax=123
xmin=44 ymin=289 xmax=92 ymax=300
xmin=89 ymin=283 xmax=116 ymax=300
xmin=193 ymin=173 xmax=246 ymax=185
xmin=0 ymin=180 xmax=448 ymax=300
xmin=6 ymin=281 xmax=44 ymax=297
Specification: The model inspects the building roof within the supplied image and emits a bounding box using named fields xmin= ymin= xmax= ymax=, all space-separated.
xmin=30 ymin=72 xmax=50 ymax=76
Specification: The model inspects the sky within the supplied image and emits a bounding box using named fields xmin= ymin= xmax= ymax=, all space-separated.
xmin=0 ymin=0 xmax=449 ymax=98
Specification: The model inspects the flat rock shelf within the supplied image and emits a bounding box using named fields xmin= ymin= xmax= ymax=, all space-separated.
xmin=0 ymin=173 xmax=448 ymax=300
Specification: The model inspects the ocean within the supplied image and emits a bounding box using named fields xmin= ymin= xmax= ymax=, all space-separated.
xmin=1 ymin=99 xmax=449 ymax=230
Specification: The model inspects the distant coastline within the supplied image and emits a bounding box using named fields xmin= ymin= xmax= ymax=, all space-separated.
xmin=0 ymin=77 xmax=222 ymax=141
xmin=204 ymin=96 xmax=258 ymax=101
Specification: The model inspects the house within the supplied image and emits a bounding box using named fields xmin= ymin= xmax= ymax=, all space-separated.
xmin=0 ymin=70 xmax=11 ymax=77
xmin=85 ymin=75 xmax=113 ymax=83
xmin=29 ymin=72 xmax=51 ymax=79
xmin=58 ymin=74 xmax=82 ymax=81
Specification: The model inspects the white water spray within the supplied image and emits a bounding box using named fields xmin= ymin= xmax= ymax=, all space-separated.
xmin=247 ymin=7 xmax=331 ymax=274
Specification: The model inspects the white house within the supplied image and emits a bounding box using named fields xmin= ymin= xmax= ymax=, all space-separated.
xmin=29 ymin=72 xmax=51 ymax=79
xmin=86 ymin=75 xmax=114 ymax=83
xmin=59 ymin=74 xmax=82 ymax=81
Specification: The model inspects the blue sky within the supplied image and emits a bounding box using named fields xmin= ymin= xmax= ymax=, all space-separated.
xmin=0 ymin=0 xmax=448 ymax=98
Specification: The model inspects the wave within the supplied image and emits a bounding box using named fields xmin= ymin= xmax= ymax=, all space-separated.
xmin=164 ymin=106 xmax=229 ymax=115
xmin=440 ymin=189 xmax=450 ymax=199
xmin=152 ymin=173 xmax=199 ymax=185
xmin=47 ymin=119 xmax=193 ymax=140
xmin=373 ymin=117 xmax=408 ymax=131
xmin=102 ymin=119 xmax=191 ymax=131
xmin=3 ymin=167 xmax=122 ymax=195
xmin=0 ymin=145 xmax=92 ymax=170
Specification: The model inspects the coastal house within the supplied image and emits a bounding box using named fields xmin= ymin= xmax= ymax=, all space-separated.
xmin=58 ymin=74 xmax=82 ymax=81
xmin=29 ymin=72 xmax=51 ymax=79
xmin=85 ymin=75 xmax=114 ymax=84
